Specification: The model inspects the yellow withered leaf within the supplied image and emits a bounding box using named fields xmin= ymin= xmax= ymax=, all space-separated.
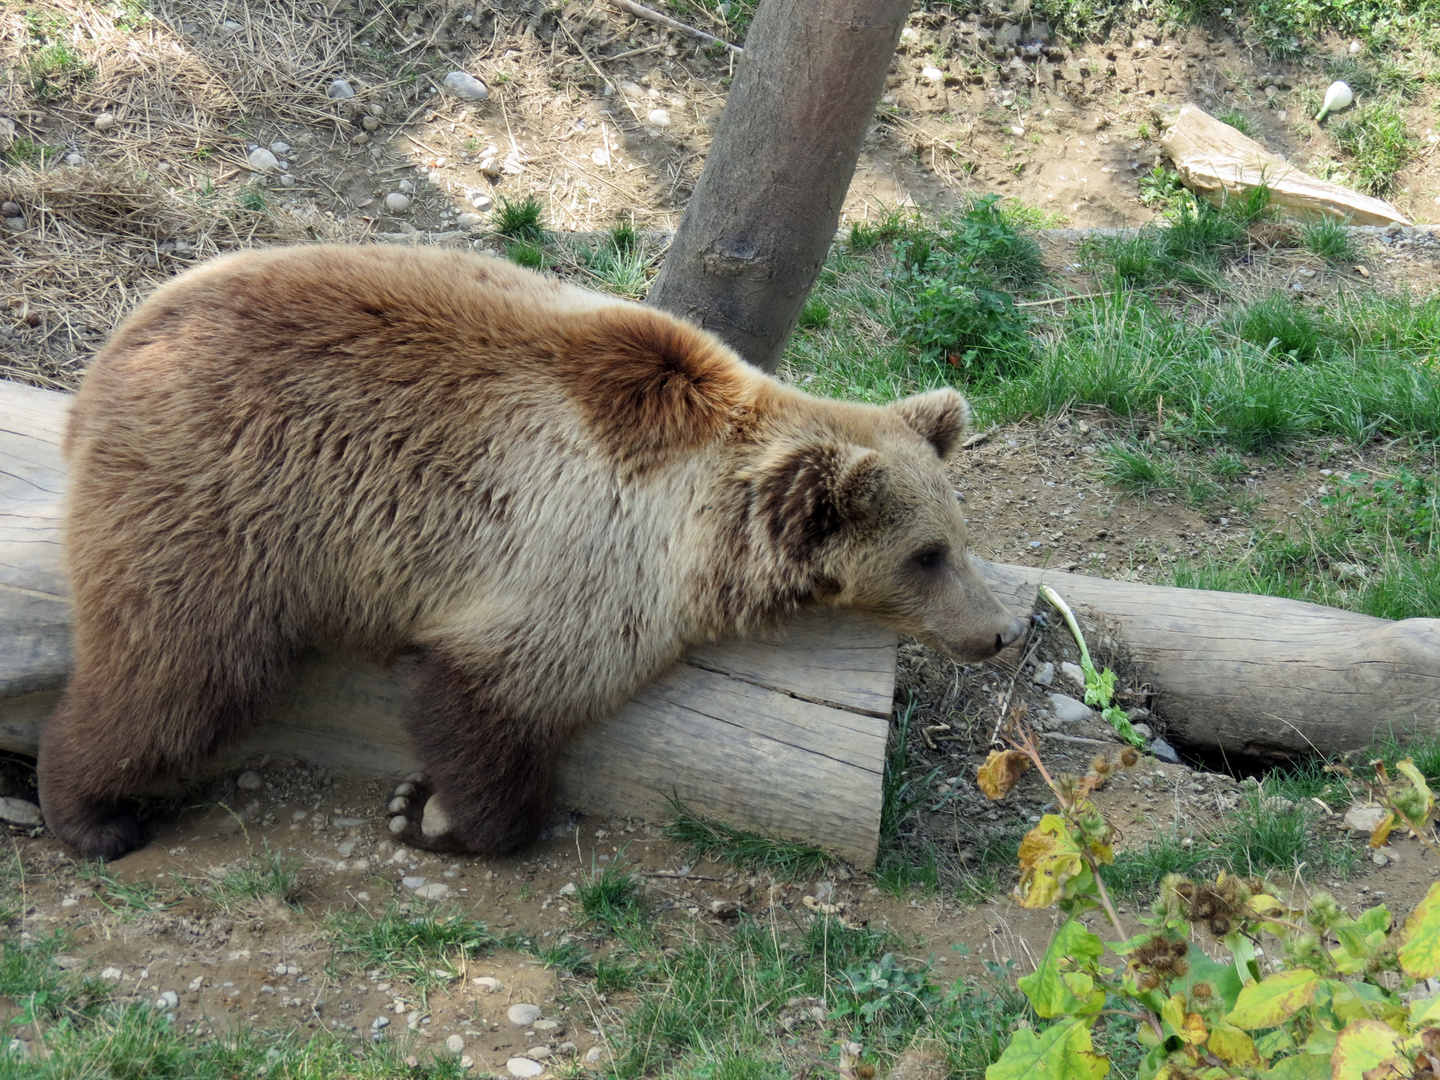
xmin=979 ymin=749 xmax=1032 ymax=801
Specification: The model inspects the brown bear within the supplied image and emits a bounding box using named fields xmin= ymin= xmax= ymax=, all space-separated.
xmin=37 ymin=243 xmax=1029 ymax=861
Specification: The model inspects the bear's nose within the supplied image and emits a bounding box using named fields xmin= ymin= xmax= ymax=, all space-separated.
xmin=994 ymin=615 xmax=1031 ymax=653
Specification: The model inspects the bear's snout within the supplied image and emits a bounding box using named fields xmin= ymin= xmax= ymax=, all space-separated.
xmin=995 ymin=614 xmax=1031 ymax=653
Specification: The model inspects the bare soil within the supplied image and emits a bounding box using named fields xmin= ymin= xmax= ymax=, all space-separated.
xmin=3 ymin=0 xmax=1439 ymax=1071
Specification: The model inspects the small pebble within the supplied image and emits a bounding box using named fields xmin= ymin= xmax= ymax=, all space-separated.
xmin=188 ymin=976 xmax=203 ymax=991
xmin=447 ymin=1035 xmax=465 ymax=1054
xmin=507 ymin=1002 xmax=543 ymax=1026
xmin=528 ymin=1046 xmax=553 ymax=1060
xmin=362 ymin=115 xmax=380 ymax=131
xmin=1060 ymin=661 xmax=1087 ymax=689
xmin=921 ymin=64 xmax=945 ymax=83
xmin=372 ymin=1016 xmax=390 ymax=1030
xmin=469 ymin=193 xmax=493 ymax=210
xmin=458 ymin=212 xmax=484 ymax=228
xmin=1031 ymin=662 xmax=1055 ymax=687
xmin=64 ymin=152 xmax=83 ymax=166
xmin=1048 ymin=693 xmax=1094 ymax=724
xmin=94 ymin=112 xmax=116 ymax=131
xmin=278 ymin=174 xmax=295 ymax=188
xmin=401 ymin=876 xmax=426 ymax=889
xmin=1149 ymin=738 xmax=1181 ymax=765
xmin=414 ymin=883 xmax=451 ymax=900
xmin=327 ymin=78 xmax=356 ymax=99
xmin=472 ymin=976 xmax=503 ymax=992
xmin=0 ymin=202 xmax=18 ymax=216
xmin=156 ymin=990 xmax=179 ymax=1010
xmin=507 ymin=1058 xmax=545 ymax=1078
xmin=101 ymin=968 xmax=122 ymax=981
xmin=533 ymin=1018 xmax=564 ymax=1036
xmin=647 ymin=108 xmax=671 ymax=127
xmin=442 ymin=71 xmax=490 ymax=100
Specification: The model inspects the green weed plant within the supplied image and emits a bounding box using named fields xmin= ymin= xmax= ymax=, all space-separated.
xmin=978 ymin=720 xmax=1440 ymax=1080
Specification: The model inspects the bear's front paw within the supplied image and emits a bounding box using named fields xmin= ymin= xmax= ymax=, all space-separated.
xmin=385 ymin=774 xmax=464 ymax=853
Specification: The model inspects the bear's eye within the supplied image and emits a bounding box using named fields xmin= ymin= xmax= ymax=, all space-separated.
xmin=911 ymin=545 xmax=948 ymax=570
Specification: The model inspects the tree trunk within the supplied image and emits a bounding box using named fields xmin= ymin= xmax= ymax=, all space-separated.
xmin=645 ymin=0 xmax=911 ymax=372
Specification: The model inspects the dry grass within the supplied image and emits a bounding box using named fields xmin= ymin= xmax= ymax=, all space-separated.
xmin=0 ymin=161 xmax=351 ymax=387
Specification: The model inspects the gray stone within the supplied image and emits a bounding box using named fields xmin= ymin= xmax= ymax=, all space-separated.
xmin=0 ymin=797 xmax=43 ymax=827
xmin=1343 ymin=803 xmax=1388 ymax=834
xmin=1031 ymin=661 xmax=1054 ymax=686
xmin=94 ymin=112 xmax=116 ymax=131
xmin=413 ymin=882 xmax=451 ymax=900
xmin=442 ymin=71 xmax=490 ymax=101
xmin=507 ymin=1058 xmax=544 ymax=1078
xmin=532 ymin=1018 xmax=565 ymax=1036
xmin=372 ymin=1016 xmax=390 ymax=1030
xmin=1060 ymin=662 xmax=1087 ymax=690
xmin=1130 ymin=722 xmax=1153 ymax=740
xmin=0 ymin=202 xmax=18 ymax=216
xmin=401 ymin=876 xmax=426 ymax=889
xmin=155 ymin=990 xmax=179 ymax=1010
xmin=246 ymin=148 xmax=280 ymax=173
xmin=507 ymin=1002 xmax=543 ymax=1026
xmin=447 ymin=1034 xmax=465 ymax=1054
xmin=1149 ymin=738 xmax=1181 ymax=765
xmin=384 ymin=193 xmax=412 ymax=213
xmin=1048 ymin=693 xmax=1094 ymax=723
xmin=647 ymin=108 xmax=671 ymax=127
xmin=472 ymin=976 xmax=503 ymax=992
xmin=327 ymin=79 xmax=356 ymax=99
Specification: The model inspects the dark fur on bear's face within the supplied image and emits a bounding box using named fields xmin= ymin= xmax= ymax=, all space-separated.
xmin=38 ymin=245 xmax=1027 ymax=861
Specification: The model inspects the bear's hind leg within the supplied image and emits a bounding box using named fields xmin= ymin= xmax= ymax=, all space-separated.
xmin=38 ymin=639 xmax=291 ymax=860
xmin=392 ymin=650 xmax=568 ymax=855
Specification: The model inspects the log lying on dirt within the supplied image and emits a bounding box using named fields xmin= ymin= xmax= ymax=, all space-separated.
xmin=0 ymin=379 xmax=894 ymax=866
xmin=975 ymin=561 xmax=1439 ymax=761
xmin=1158 ymin=101 xmax=1412 ymax=226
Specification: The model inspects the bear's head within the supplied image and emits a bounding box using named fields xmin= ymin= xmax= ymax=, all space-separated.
xmin=753 ymin=388 xmax=1030 ymax=661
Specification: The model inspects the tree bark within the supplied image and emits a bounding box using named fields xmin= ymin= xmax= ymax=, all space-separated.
xmin=645 ymin=0 xmax=911 ymax=372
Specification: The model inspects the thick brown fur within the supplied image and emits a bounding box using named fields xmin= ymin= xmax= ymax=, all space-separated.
xmin=38 ymin=244 xmax=1028 ymax=860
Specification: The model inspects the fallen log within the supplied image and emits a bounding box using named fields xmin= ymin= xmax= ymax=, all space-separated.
xmin=1158 ymin=101 xmax=1412 ymax=227
xmin=4 ymin=381 xmax=1439 ymax=858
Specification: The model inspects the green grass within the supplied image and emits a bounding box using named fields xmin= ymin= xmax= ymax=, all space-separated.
xmin=1235 ymin=292 xmax=1323 ymax=361
xmin=1100 ymin=832 xmax=1211 ymax=901
xmin=1215 ymin=109 xmax=1257 ymax=137
xmin=326 ymin=905 xmax=497 ymax=991
xmin=1172 ymin=462 xmax=1440 ymax=620
xmin=505 ymin=239 xmax=546 ymax=269
xmin=78 ymin=866 xmax=177 ymax=920
xmin=1322 ymin=54 xmax=1423 ymax=100
xmin=1301 ymin=217 xmax=1359 ymax=263
xmin=1213 ymin=787 xmax=1360 ymax=878
xmin=581 ymin=237 xmax=653 ymax=298
xmin=662 ymin=800 xmax=837 ymax=880
xmin=577 ymin=858 xmax=647 ymax=931
xmin=492 ymin=193 xmax=545 ymax=243
xmin=200 ymin=845 xmax=303 ymax=911
xmin=1327 ymin=100 xmax=1415 ymax=196
xmin=1100 ymin=443 xmax=1180 ymax=497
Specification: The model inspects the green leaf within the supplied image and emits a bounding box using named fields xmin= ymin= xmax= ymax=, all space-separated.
xmin=1410 ymin=994 xmax=1440 ymax=1027
xmin=1175 ymin=945 xmax=1245 ymax=1013
xmin=1398 ymin=881 xmax=1440 ymax=979
xmin=1331 ymin=1019 xmax=1405 ymax=1080
xmin=1258 ymin=1053 xmax=1331 ymax=1080
xmin=1208 ymin=1023 xmax=1260 ymax=1066
xmin=986 ymin=1018 xmax=1110 ymax=1080
xmin=1226 ymin=931 xmax=1259 ymax=983
xmin=1226 ymin=969 xmax=1322 ymax=1029
xmin=1353 ymin=905 xmax=1391 ymax=937
xmin=1255 ymin=1029 xmax=1295 ymax=1057
xmin=1019 ymin=918 xmax=1106 ymax=1018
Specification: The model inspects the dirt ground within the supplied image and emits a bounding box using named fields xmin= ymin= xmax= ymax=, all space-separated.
xmin=3 ymin=0 xmax=1440 ymax=1072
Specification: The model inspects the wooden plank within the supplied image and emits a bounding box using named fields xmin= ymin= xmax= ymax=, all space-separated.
xmin=1158 ymin=102 xmax=1411 ymax=226
xmin=976 ymin=559 xmax=1440 ymax=760
xmin=0 ymin=379 xmax=895 ymax=866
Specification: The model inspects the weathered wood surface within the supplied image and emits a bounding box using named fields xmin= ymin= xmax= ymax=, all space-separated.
xmin=976 ymin=561 xmax=1440 ymax=760
xmin=1159 ymin=102 xmax=1412 ymax=226
xmin=0 ymin=379 xmax=895 ymax=866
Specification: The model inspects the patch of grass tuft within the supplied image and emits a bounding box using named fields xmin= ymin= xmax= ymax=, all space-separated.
xmin=201 ymin=844 xmax=303 ymax=911
xmin=1213 ymin=787 xmax=1359 ymax=878
xmin=577 ymin=858 xmax=646 ymax=931
xmin=506 ymin=239 xmax=546 ymax=269
xmin=492 ymin=194 xmax=545 ymax=242
xmin=1328 ymin=100 xmax=1415 ymax=196
xmin=327 ymin=905 xmax=498 ymax=989
xmin=662 ymin=800 xmax=836 ymax=880
xmin=1301 ymin=217 xmax=1359 ymax=262
xmin=1236 ymin=292 xmax=1324 ymax=361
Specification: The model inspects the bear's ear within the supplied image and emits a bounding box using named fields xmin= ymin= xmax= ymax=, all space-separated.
xmin=754 ymin=443 xmax=884 ymax=559
xmin=893 ymin=388 xmax=971 ymax=458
